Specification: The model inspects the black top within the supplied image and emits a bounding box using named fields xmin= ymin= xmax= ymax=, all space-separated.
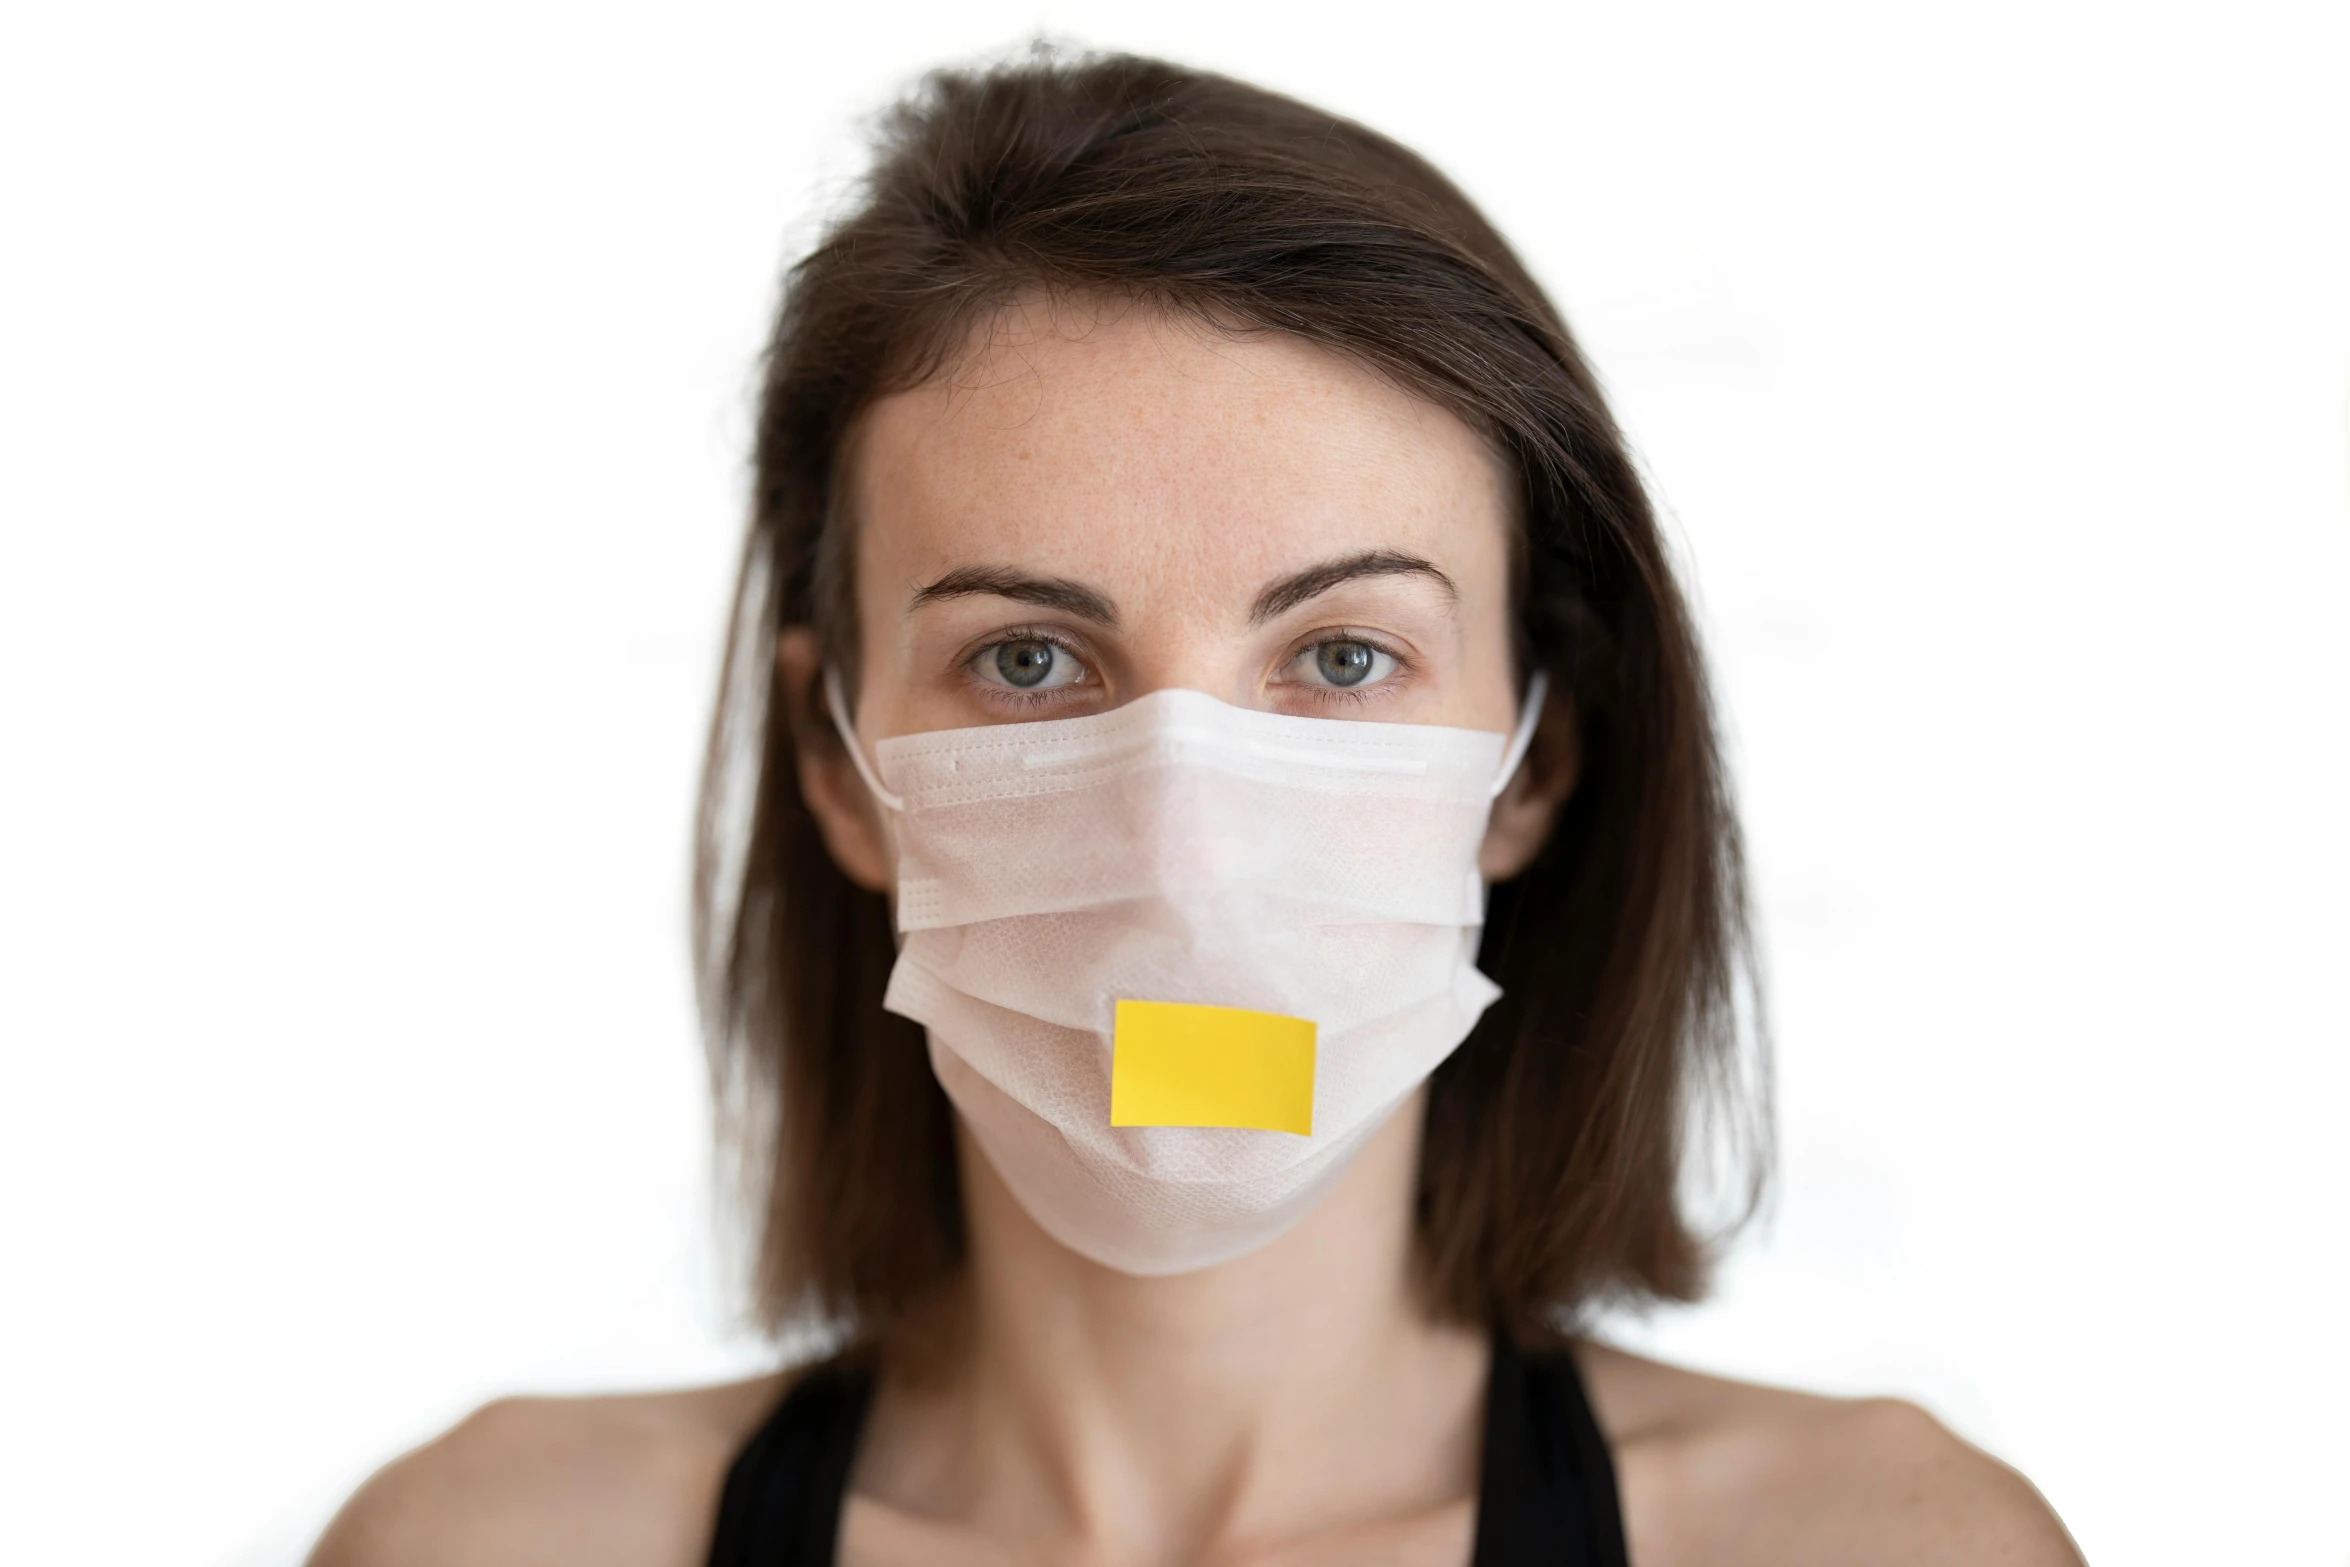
xmin=706 ymin=1331 xmax=1628 ymax=1567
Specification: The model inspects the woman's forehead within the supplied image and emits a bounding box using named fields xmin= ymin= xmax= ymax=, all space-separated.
xmin=849 ymin=298 xmax=1513 ymax=607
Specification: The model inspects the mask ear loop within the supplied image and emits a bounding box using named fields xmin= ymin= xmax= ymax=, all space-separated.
xmin=1488 ymin=669 xmax=1550 ymax=801
xmin=822 ymin=668 xmax=906 ymax=813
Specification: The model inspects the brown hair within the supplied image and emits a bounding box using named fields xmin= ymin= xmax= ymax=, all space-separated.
xmin=695 ymin=51 xmax=1764 ymax=1347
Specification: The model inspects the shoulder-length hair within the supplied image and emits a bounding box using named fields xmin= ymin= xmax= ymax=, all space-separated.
xmin=695 ymin=51 xmax=1764 ymax=1348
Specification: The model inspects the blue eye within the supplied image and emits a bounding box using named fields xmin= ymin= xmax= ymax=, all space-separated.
xmin=977 ymin=637 xmax=1085 ymax=691
xmin=1294 ymin=639 xmax=1396 ymax=689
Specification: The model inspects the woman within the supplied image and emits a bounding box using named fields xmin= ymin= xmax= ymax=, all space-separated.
xmin=313 ymin=53 xmax=2083 ymax=1566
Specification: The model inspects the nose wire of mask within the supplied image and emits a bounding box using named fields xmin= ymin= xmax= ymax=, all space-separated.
xmin=822 ymin=666 xmax=1548 ymax=807
xmin=820 ymin=666 xmax=1548 ymax=1275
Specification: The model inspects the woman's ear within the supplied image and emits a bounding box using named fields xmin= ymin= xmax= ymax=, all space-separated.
xmin=1478 ymin=685 xmax=1579 ymax=882
xmin=776 ymin=627 xmax=894 ymax=893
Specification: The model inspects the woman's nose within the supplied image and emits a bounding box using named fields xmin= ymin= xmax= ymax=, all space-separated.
xmin=1102 ymin=637 xmax=1271 ymax=711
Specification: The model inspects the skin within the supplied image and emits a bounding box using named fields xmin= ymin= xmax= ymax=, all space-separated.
xmin=310 ymin=296 xmax=2086 ymax=1567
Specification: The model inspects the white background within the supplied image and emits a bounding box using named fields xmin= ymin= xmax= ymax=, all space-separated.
xmin=3 ymin=2 xmax=2345 ymax=1562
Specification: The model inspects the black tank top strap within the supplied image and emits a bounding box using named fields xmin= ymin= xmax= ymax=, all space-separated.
xmin=705 ymin=1353 xmax=877 ymax=1567
xmin=1471 ymin=1332 xmax=1629 ymax=1567
xmin=705 ymin=1332 xmax=1625 ymax=1567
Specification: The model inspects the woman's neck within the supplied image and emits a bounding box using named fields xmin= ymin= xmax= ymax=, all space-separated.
xmin=856 ymin=1090 xmax=1490 ymax=1564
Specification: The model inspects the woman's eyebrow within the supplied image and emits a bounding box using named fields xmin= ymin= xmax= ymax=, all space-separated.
xmin=908 ymin=565 xmax=1121 ymax=626
xmin=1249 ymin=550 xmax=1458 ymax=626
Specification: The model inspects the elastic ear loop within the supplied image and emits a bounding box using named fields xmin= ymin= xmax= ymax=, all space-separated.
xmin=1489 ymin=669 xmax=1550 ymax=800
xmin=822 ymin=668 xmax=905 ymax=813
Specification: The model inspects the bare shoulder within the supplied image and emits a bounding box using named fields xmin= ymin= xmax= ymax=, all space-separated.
xmin=1575 ymin=1341 xmax=2085 ymax=1567
xmin=305 ymin=1372 xmax=788 ymax=1567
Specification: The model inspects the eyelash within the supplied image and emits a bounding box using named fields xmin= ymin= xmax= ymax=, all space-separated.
xmin=1281 ymin=630 xmax=1410 ymax=703
xmin=957 ymin=627 xmax=1416 ymax=704
xmin=960 ymin=626 xmax=1096 ymax=706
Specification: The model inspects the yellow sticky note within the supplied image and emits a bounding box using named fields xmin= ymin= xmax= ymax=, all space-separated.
xmin=1109 ymin=999 xmax=1317 ymax=1136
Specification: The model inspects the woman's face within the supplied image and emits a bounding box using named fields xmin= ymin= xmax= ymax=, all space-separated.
xmin=789 ymin=293 xmax=1567 ymax=889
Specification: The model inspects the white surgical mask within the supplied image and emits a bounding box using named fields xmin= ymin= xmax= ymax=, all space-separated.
xmin=826 ymin=672 xmax=1544 ymax=1276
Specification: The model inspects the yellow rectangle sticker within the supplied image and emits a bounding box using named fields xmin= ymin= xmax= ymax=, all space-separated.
xmin=1109 ymin=999 xmax=1317 ymax=1136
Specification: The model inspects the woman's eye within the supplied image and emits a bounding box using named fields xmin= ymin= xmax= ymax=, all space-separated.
xmin=974 ymin=637 xmax=1085 ymax=691
xmin=1292 ymin=639 xmax=1397 ymax=690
